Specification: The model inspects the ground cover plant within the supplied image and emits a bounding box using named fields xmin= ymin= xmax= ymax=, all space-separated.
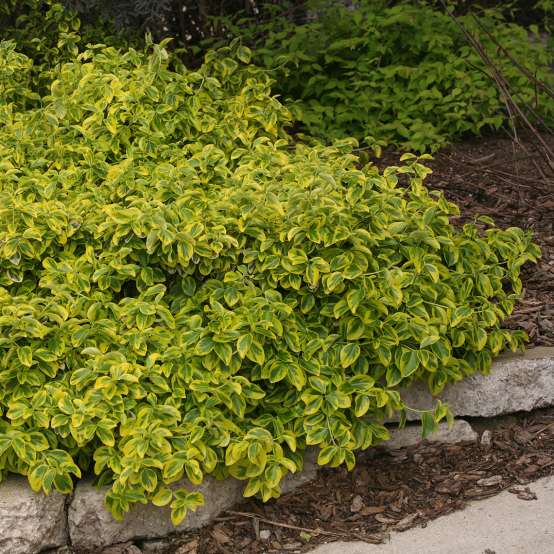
xmin=0 ymin=0 xmax=541 ymax=525
xmin=206 ymin=0 xmax=554 ymax=151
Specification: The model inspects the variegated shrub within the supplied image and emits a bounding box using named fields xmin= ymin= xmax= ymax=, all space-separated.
xmin=0 ymin=33 xmax=539 ymax=523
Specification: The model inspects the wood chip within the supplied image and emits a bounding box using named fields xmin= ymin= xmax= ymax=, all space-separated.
xmin=360 ymin=506 xmax=386 ymax=516
xmin=395 ymin=513 xmax=418 ymax=531
xmin=509 ymin=486 xmax=538 ymax=501
xmin=350 ymin=495 xmax=364 ymax=513
xmin=477 ymin=475 xmax=503 ymax=487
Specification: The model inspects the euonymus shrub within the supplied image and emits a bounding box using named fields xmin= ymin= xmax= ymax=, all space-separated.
xmin=0 ymin=37 xmax=539 ymax=524
xmin=206 ymin=0 xmax=554 ymax=151
xmin=0 ymin=0 xmax=135 ymax=98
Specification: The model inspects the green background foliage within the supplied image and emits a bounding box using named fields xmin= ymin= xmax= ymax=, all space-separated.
xmin=206 ymin=0 xmax=554 ymax=151
xmin=0 ymin=0 xmax=543 ymax=524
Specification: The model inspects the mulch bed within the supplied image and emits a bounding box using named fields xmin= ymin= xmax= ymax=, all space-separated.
xmin=149 ymin=408 xmax=554 ymax=554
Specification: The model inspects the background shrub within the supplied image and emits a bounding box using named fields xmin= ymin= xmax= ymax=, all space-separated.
xmin=57 ymin=0 xmax=554 ymax=47
xmin=6 ymin=0 xmax=553 ymax=151
xmin=205 ymin=1 xmax=554 ymax=151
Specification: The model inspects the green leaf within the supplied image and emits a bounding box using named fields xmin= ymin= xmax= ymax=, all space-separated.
xmin=386 ymin=365 xmax=402 ymax=387
xmin=302 ymin=394 xmax=323 ymax=415
xmin=163 ymin=459 xmax=185 ymax=482
xmin=27 ymin=432 xmax=49 ymax=451
xmin=214 ymin=342 xmax=233 ymax=366
xmin=452 ymin=306 xmax=472 ymax=327
xmin=185 ymin=460 xmax=203 ymax=485
xmin=170 ymin=505 xmax=188 ymax=526
xmin=354 ymin=395 xmax=370 ymax=417
xmin=236 ymin=45 xmax=252 ymax=64
xmin=237 ymin=334 xmax=253 ymax=359
xmin=399 ymin=349 xmax=419 ymax=377
xmin=269 ymin=363 xmax=287 ymax=383
xmin=433 ymin=400 xmax=449 ymax=424
xmin=340 ymin=344 xmax=361 ymax=368
xmin=184 ymin=491 xmax=204 ymax=509
xmin=0 ymin=438 xmax=11 ymax=457
xmin=28 ymin=464 xmax=49 ymax=492
xmin=17 ymin=346 xmax=33 ymax=367
xmin=346 ymin=317 xmax=365 ymax=340
xmin=246 ymin=341 xmax=265 ymax=365
xmin=287 ymin=364 xmax=306 ymax=390
xmin=421 ymin=412 xmax=437 ymax=438
xmin=420 ymin=334 xmax=440 ymax=348
xmin=141 ymin=468 xmax=158 ymax=492
xmin=325 ymin=272 xmax=344 ymax=292
xmin=53 ymin=473 xmax=74 ymax=494
xmin=317 ymin=445 xmax=338 ymax=465
xmin=243 ymin=478 xmax=261 ymax=497
xmin=96 ymin=425 xmax=115 ymax=447
xmin=152 ymin=487 xmax=173 ymax=507
xmin=475 ymin=327 xmax=488 ymax=351
xmin=195 ymin=337 xmax=215 ymax=356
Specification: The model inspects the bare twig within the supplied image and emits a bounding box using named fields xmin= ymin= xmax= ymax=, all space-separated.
xmin=483 ymin=168 xmax=538 ymax=186
xmin=225 ymin=510 xmax=384 ymax=543
xmin=532 ymin=157 xmax=550 ymax=183
xmin=533 ymin=422 xmax=554 ymax=436
xmin=440 ymin=1 xmax=554 ymax=170
xmin=470 ymin=14 xmax=554 ymax=102
xmin=467 ymin=153 xmax=496 ymax=165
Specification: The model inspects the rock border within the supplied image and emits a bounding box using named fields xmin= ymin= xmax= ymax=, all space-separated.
xmin=0 ymin=347 xmax=552 ymax=553
xmin=397 ymin=346 xmax=554 ymax=419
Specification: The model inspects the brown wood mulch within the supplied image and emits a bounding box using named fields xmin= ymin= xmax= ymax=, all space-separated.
xmin=146 ymin=408 xmax=554 ymax=554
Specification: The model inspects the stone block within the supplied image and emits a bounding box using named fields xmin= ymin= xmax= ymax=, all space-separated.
xmin=0 ymin=476 xmax=67 ymax=554
xmin=398 ymin=348 xmax=554 ymax=420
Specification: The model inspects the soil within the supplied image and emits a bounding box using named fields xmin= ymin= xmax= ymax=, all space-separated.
xmin=145 ymin=407 xmax=554 ymax=554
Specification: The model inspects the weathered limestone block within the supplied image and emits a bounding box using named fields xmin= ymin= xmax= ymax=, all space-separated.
xmin=398 ymin=348 xmax=554 ymax=420
xmin=68 ymin=476 xmax=243 ymax=552
xmin=69 ymin=456 xmax=320 ymax=553
xmin=0 ymin=476 xmax=67 ymax=554
xmin=385 ymin=420 xmax=477 ymax=450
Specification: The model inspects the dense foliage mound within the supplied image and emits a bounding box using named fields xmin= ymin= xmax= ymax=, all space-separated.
xmin=0 ymin=0 xmax=543 ymax=525
xmin=209 ymin=1 xmax=554 ymax=151
xmin=0 ymin=29 xmax=540 ymax=523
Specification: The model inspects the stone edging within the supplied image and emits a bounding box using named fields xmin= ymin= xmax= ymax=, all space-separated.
xmin=397 ymin=346 xmax=554 ymax=419
xmin=1 ymin=347 xmax=552 ymax=553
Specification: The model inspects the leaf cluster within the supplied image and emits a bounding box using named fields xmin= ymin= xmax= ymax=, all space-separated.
xmin=0 ymin=0 xmax=135 ymax=97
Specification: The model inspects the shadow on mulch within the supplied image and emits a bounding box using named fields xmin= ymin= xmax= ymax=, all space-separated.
xmin=153 ymin=407 xmax=554 ymax=554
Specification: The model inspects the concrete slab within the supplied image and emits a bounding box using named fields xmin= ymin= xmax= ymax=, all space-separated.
xmin=308 ymin=475 xmax=554 ymax=554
